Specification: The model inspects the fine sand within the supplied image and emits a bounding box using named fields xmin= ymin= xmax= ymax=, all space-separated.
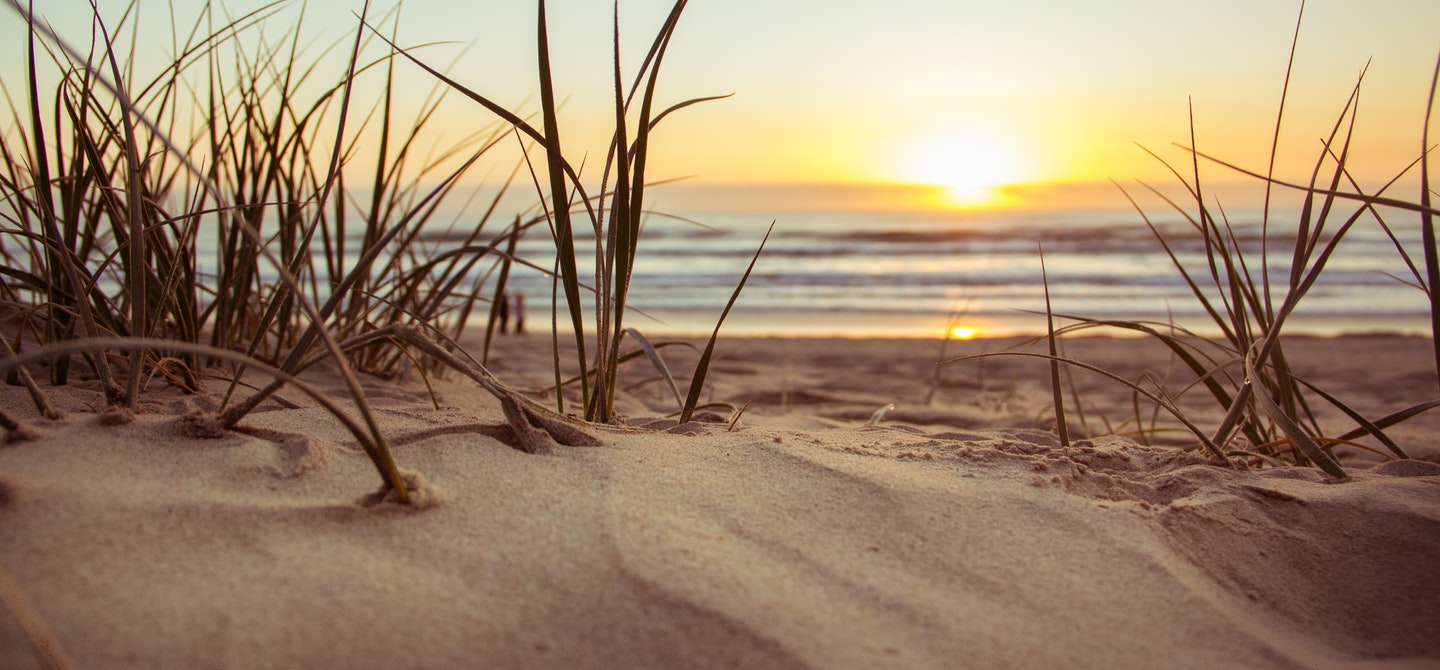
xmin=1 ymin=333 xmax=1438 ymax=668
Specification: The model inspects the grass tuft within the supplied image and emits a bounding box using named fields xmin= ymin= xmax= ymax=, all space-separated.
xmin=990 ymin=8 xmax=1440 ymax=474
xmin=1 ymin=1 xmax=753 ymax=504
xmin=372 ymin=0 xmax=750 ymax=425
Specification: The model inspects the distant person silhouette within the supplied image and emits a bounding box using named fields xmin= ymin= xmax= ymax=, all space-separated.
xmin=497 ymin=292 xmax=510 ymax=334
xmin=513 ymin=293 xmax=526 ymax=334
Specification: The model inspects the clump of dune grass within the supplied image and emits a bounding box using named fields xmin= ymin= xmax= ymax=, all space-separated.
xmin=1 ymin=0 xmax=754 ymax=505
xmin=376 ymin=0 xmax=761 ymax=425
xmin=952 ymin=11 xmax=1440 ymax=477
xmin=0 ymin=0 xmax=501 ymax=502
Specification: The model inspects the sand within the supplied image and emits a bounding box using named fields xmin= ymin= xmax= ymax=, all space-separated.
xmin=1 ymin=332 xmax=1438 ymax=669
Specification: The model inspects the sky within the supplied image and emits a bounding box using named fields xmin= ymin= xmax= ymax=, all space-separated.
xmin=5 ymin=0 xmax=1439 ymax=213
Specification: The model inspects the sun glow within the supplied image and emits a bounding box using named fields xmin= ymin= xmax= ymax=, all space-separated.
xmin=949 ymin=325 xmax=979 ymax=340
xmin=899 ymin=132 xmax=1028 ymax=208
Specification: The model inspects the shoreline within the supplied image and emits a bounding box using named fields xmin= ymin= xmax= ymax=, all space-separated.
xmin=528 ymin=310 xmax=1439 ymax=341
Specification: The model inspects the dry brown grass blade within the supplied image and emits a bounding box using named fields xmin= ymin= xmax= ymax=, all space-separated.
xmin=0 ymin=334 xmax=60 ymax=419
xmin=0 ymin=336 xmax=413 ymax=501
xmin=681 ymin=222 xmax=772 ymax=424
xmin=4 ymin=3 xmax=408 ymax=500
xmin=948 ymin=350 xmax=1230 ymax=463
xmin=1039 ymin=246 xmax=1069 ymax=448
xmin=1244 ymin=344 xmax=1347 ymax=480
xmin=1185 ymin=148 xmax=1440 ymax=218
xmin=88 ymin=7 xmax=149 ymax=409
xmin=0 ymin=560 xmax=74 ymax=670
xmin=13 ymin=0 xmax=122 ymax=400
xmin=367 ymin=324 xmax=604 ymax=453
xmin=1419 ymin=49 xmax=1440 ymax=393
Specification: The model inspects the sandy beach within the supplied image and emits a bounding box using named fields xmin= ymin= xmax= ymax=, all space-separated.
xmin=1 ymin=332 xmax=1438 ymax=668
xmin=4 ymin=1 xmax=1438 ymax=669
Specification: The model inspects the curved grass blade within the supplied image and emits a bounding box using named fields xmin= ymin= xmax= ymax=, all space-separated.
xmin=947 ymin=351 xmax=1229 ymax=463
xmin=1336 ymin=399 xmax=1440 ymax=443
xmin=0 ymin=337 xmax=412 ymax=500
xmin=624 ymin=328 xmax=685 ymax=411
xmin=9 ymin=0 xmax=415 ymax=503
xmin=1181 ymin=147 xmax=1440 ymax=218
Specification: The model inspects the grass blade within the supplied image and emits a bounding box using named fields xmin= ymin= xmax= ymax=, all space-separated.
xmin=623 ymin=328 xmax=685 ymax=411
xmin=1293 ymin=377 xmax=1408 ymax=460
xmin=0 ymin=337 xmax=411 ymax=497
xmin=536 ymin=0 xmax=590 ymax=413
xmin=1244 ymin=344 xmax=1347 ymax=479
xmin=1336 ymin=399 xmax=1440 ymax=441
xmin=681 ymin=222 xmax=771 ymax=423
xmin=1420 ymin=50 xmax=1440 ymax=393
xmin=89 ymin=8 xmax=148 ymax=408
xmin=1039 ymin=246 xmax=1070 ymax=448
xmin=949 ymin=351 xmax=1228 ymax=463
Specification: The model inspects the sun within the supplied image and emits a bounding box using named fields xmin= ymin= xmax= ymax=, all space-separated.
xmin=899 ymin=132 xmax=1027 ymax=208
xmin=949 ymin=325 xmax=979 ymax=340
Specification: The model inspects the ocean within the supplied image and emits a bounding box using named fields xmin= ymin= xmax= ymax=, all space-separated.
xmin=491 ymin=205 xmax=1433 ymax=339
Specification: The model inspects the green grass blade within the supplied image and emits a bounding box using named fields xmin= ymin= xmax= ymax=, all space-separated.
xmin=598 ymin=0 xmax=692 ymax=422
xmin=1259 ymin=0 xmax=1306 ymax=317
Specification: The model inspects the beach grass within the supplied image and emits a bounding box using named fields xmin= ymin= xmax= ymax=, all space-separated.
xmin=3 ymin=0 xmax=1435 ymax=494
xmin=373 ymin=0 xmax=755 ymax=425
xmin=0 ymin=0 xmax=761 ymax=501
xmin=1 ymin=0 xmax=488 ymax=501
xmin=965 ymin=9 xmax=1440 ymax=475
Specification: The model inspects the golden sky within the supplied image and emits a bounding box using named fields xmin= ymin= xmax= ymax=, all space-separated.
xmin=7 ymin=0 xmax=1439 ymax=212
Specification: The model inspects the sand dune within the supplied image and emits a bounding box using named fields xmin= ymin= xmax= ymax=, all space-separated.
xmin=2 ymin=334 xmax=1438 ymax=668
